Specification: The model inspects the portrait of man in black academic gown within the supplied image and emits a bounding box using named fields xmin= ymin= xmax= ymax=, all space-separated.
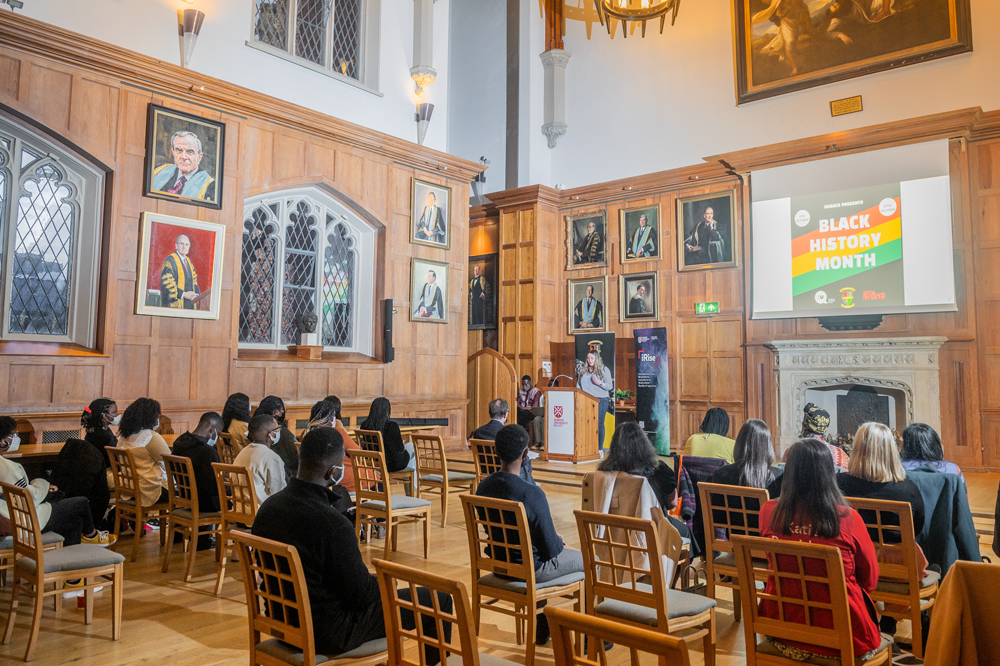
xmin=629 ymin=284 xmax=648 ymax=314
xmin=573 ymin=284 xmax=604 ymax=330
xmin=413 ymin=269 xmax=445 ymax=320
xmin=575 ymin=220 xmax=604 ymax=265
xmin=468 ymin=261 xmax=495 ymax=329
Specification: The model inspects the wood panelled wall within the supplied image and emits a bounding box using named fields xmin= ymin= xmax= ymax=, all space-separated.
xmin=482 ymin=111 xmax=1000 ymax=469
xmin=0 ymin=16 xmax=480 ymax=449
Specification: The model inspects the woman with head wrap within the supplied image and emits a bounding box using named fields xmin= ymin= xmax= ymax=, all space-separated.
xmin=782 ymin=402 xmax=850 ymax=469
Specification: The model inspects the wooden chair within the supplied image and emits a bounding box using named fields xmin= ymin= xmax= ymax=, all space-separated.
xmin=575 ymin=509 xmax=716 ymax=665
xmin=847 ymin=496 xmax=939 ymax=658
xmin=461 ymin=494 xmax=584 ymax=666
xmin=373 ymin=558 xmax=520 ymax=666
xmin=216 ymin=433 xmax=236 ymax=465
xmin=348 ymin=449 xmax=430 ymax=560
xmin=545 ymin=605 xmax=690 ymax=666
xmin=230 ymin=531 xmax=388 ymax=666
xmin=0 ymin=482 xmax=125 ymax=662
xmin=470 ymin=438 xmax=501 ymax=487
xmin=355 ymin=429 xmax=414 ymax=495
xmin=412 ymin=433 xmax=475 ymax=527
xmin=212 ymin=462 xmax=258 ymax=596
xmin=698 ymin=482 xmax=770 ymax=622
xmin=161 ymin=454 xmax=223 ymax=582
xmin=107 ymin=446 xmax=171 ymax=563
xmin=730 ymin=534 xmax=893 ymax=666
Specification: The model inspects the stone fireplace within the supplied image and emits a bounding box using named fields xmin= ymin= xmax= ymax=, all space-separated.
xmin=764 ymin=337 xmax=947 ymax=451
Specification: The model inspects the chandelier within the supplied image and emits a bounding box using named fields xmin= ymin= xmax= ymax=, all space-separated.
xmin=593 ymin=0 xmax=681 ymax=38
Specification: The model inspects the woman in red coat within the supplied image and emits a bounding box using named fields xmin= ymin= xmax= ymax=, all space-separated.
xmin=759 ymin=437 xmax=883 ymax=660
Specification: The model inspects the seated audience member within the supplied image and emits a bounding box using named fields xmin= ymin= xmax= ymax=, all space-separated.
xmin=54 ymin=435 xmax=110 ymax=532
xmin=759 ymin=437 xmax=882 ymax=661
xmin=517 ymin=375 xmax=542 ymax=440
xmin=171 ymin=412 xmax=223 ymax=551
xmin=0 ymin=416 xmax=116 ymax=548
xmin=782 ymin=402 xmax=849 ymax=469
xmin=900 ymin=422 xmax=965 ymax=486
xmin=359 ymin=397 xmax=415 ymax=474
xmin=472 ymin=398 xmax=535 ymax=485
xmin=710 ymin=419 xmax=782 ymax=489
xmin=682 ymin=408 xmax=736 ymax=462
xmin=81 ymin=397 xmax=119 ymax=468
xmin=307 ymin=398 xmax=361 ymax=492
xmin=118 ymin=398 xmax=171 ymax=507
xmin=252 ymin=427 xmax=452 ymax=663
xmin=254 ymin=396 xmax=298 ymax=484
xmin=222 ymin=392 xmax=251 ymax=454
xmin=476 ymin=424 xmax=584 ymax=644
xmin=598 ymin=422 xmax=689 ymax=538
xmin=233 ymin=414 xmax=287 ymax=505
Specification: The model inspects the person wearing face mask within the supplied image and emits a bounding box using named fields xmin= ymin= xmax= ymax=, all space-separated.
xmin=0 ymin=416 xmax=117 ymax=552
xmin=81 ymin=398 xmax=120 ymax=469
xmin=254 ymin=396 xmax=298 ymax=485
xmin=232 ymin=414 xmax=287 ymax=506
xmin=53 ymin=404 xmax=116 ymax=530
xmin=308 ymin=398 xmax=361 ymax=492
xmin=171 ymin=412 xmax=224 ymax=551
xmin=118 ymin=398 xmax=172 ymax=509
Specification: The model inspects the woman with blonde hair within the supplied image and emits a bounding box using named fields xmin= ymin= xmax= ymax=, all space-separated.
xmin=576 ymin=350 xmax=614 ymax=451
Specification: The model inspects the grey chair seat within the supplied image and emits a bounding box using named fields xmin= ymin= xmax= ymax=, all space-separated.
xmin=0 ymin=532 xmax=64 ymax=551
xmin=755 ymin=633 xmax=893 ymax=665
xmin=361 ymin=496 xmax=431 ymax=511
xmin=171 ymin=508 xmax=223 ymax=520
xmin=714 ymin=552 xmax=768 ymax=569
xmin=479 ymin=570 xmax=584 ymax=593
xmin=593 ymin=583 xmax=717 ymax=626
xmin=421 ymin=471 xmax=476 ymax=484
xmin=17 ymin=544 xmax=125 ymax=574
xmin=257 ymin=637 xmax=387 ymax=664
xmin=447 ymin=653 xmax=520 ymax=666
xmin=874 ymin=570 xmax=941 ymax=595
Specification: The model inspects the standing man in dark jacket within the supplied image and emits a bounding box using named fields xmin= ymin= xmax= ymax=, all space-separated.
xmin=171 ymin=412 xmax=223 ymax=550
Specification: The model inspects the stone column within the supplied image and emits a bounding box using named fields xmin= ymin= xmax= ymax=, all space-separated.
xmin=410 ymin=0 xmax=437 ymax=96
xmin=539 ymin=48 xmax=571 ymax=148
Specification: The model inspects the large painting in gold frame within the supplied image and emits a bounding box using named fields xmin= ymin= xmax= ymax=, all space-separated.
xmin=733 ymin=0 xmax=972 ymax=104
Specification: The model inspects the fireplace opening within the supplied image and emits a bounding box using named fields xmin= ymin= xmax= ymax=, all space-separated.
xmin=803 ymin=382 xmax=907 ymax=439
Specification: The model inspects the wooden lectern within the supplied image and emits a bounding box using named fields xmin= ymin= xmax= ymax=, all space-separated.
xmin=542 ymin=387 xmax=600 ymax=463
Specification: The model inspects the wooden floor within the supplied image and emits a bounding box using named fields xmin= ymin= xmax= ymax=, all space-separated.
xmin=0 ymin=460 xmax=995 ymax=666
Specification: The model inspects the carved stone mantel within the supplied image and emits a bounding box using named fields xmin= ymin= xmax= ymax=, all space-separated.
xmin=764 ymin=337 xmax=947 ymax=451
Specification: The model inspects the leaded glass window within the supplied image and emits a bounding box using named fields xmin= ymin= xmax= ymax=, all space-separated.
xmin=0 ymin=115 xmax=103 ymax=346
xmin=239 ymin=188 xmax=375 ymax=355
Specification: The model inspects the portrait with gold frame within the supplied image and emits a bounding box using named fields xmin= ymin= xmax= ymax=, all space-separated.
xmin=619 ymin=272 xmax=658 ymax=323
xmin=568 ymin=276 xmax=608 ymax=335
xmin=619 ymin=204 xmax=661 ymax=265
xmin=676 ymin=190 xmax=739 ymax=272
xmin=566 ymin=210 xmax=608 ymax=270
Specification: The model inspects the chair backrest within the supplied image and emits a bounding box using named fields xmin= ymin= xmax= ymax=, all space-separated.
xmin=107 ymin=446 xmax=140 ymax=503
xmin=731 ymin=534 xmax=856 ymax=665
xmin=412 ymin=433 xmax=447 ymax=478
xmin=0 ymin=483 xmax=44 ymax=566
xmin=698 ymin=482 xmax=769 ymax=561
xmin=230 ymin=531 xmax=318 ymax=665
xmin=845 ymin=496 xmax=918 ymax=585
xmin=545 ymin=605 xmax=690 ymax=666
xmin=575 ymin=510 xmax=668 ymax=626
xmin=373 ymin=558 xmax=481 ymax=666
xmin=348 ymin=449 xmax=391 ymax=511
xmin=216 ymin=433 xmax=235 ymax=464
xmin=163 ymin=454 xmax=198 ymax=513
xmin=212 ymin=462 xmax=258 ymax=527
xmin=460 ymin=494 xmax=536 ymax=589
xmin=470 ymin=439 xmax=501 ymax=485
xmin=355 ymin=429 xmax=385 ymax=454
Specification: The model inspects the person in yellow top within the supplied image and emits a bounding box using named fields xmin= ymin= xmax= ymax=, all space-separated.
xmin=682 ymin=408 xmax=736 ymax=462
xmin=222 ymin=392 xmax=251 ymax=454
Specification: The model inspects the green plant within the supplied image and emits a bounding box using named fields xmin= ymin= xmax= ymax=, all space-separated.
xmin=614 ymin=388 xmax=632 ymax=401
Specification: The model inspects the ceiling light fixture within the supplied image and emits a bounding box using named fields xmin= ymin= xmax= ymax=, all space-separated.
xmin=593 ymin=0 xmax=680 ymax=38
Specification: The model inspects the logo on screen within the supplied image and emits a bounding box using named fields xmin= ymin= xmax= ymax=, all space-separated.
xmin=815 ymin=290 xmax=827 ymax=304
xmin=840 ymin=287 xmax=856 ymax=308
xmin=554 ymin=406 xmax=564 ymax=418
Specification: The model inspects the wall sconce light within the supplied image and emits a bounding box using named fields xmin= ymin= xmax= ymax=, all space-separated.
xmin=410 ymin=0 xmax=436 ymax=96
xmin=415 ymin=102 xmax=434 ymax=146
xmin=181 ymin=8 xmax=206 ymax=69
xmin=471 ymin=156 xmax=490 ymax=205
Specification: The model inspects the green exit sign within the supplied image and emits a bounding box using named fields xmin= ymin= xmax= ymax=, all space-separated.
xmin=695 ymin=301 xmax=720 ymax=314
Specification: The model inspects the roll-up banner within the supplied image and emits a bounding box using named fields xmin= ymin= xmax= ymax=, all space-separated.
xmin=634 ymin=327 xmax=670 ymax=454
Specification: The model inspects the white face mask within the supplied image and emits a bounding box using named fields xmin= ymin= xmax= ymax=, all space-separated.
xmin=207 ymin=430 xmax=218 ymax=447
xmin=269 ymin=431 xmax=280 ymax=445
xmin=331 ymin=464 xmax=345 ymax=485
xmin=153 ymin=420 xmax=160 ymax=431
xmin=110 ymin=414 xmax=122 ymax=426
xmin=7 ymin=434 xmax=20 ymax=453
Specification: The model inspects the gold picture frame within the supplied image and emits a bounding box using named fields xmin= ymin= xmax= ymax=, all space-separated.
xmin=410 ymin=178 xmax=452 ymax=250
xmin=619 ymin=203 xmax=661 ymax=265
xmin=566 ymin=210 xmax=609 ymax=270
xmin=568 ymin=276 xmax=609 ymax=335
xmin=409 ymin=257 xmax=450 ymax=324
xmin=676 ymin=190 xmax=739 ymax=273
xmin=619 ymin=272 xmax=658 ymax=323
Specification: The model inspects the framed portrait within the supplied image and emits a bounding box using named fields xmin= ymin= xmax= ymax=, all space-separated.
xmin=676 ymin=190 xmax=739 ymax=272
xmin=410 ymin=179 xmax=452 ymax=250
xmin=144 ymin=104 xmax=225 ymax=209
xmin=410 ymin=257 xmax=449 ymax=324
xmin=468 ymin=253 xmax=497 ymax=330
xmin=566 ymin=210 xmax=609 ymax=270
xmin=733 ymin=0 xmax=972 ymax=104
xmin=568 ymin=276 xmax=608 ymax=335
xmin=619 ymin=204 xmax=661 ymax=264
xmin=135 ymin=212 xmax=226 ymax=320
xmin=619 ymin=272 xmax=658 ymax=323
